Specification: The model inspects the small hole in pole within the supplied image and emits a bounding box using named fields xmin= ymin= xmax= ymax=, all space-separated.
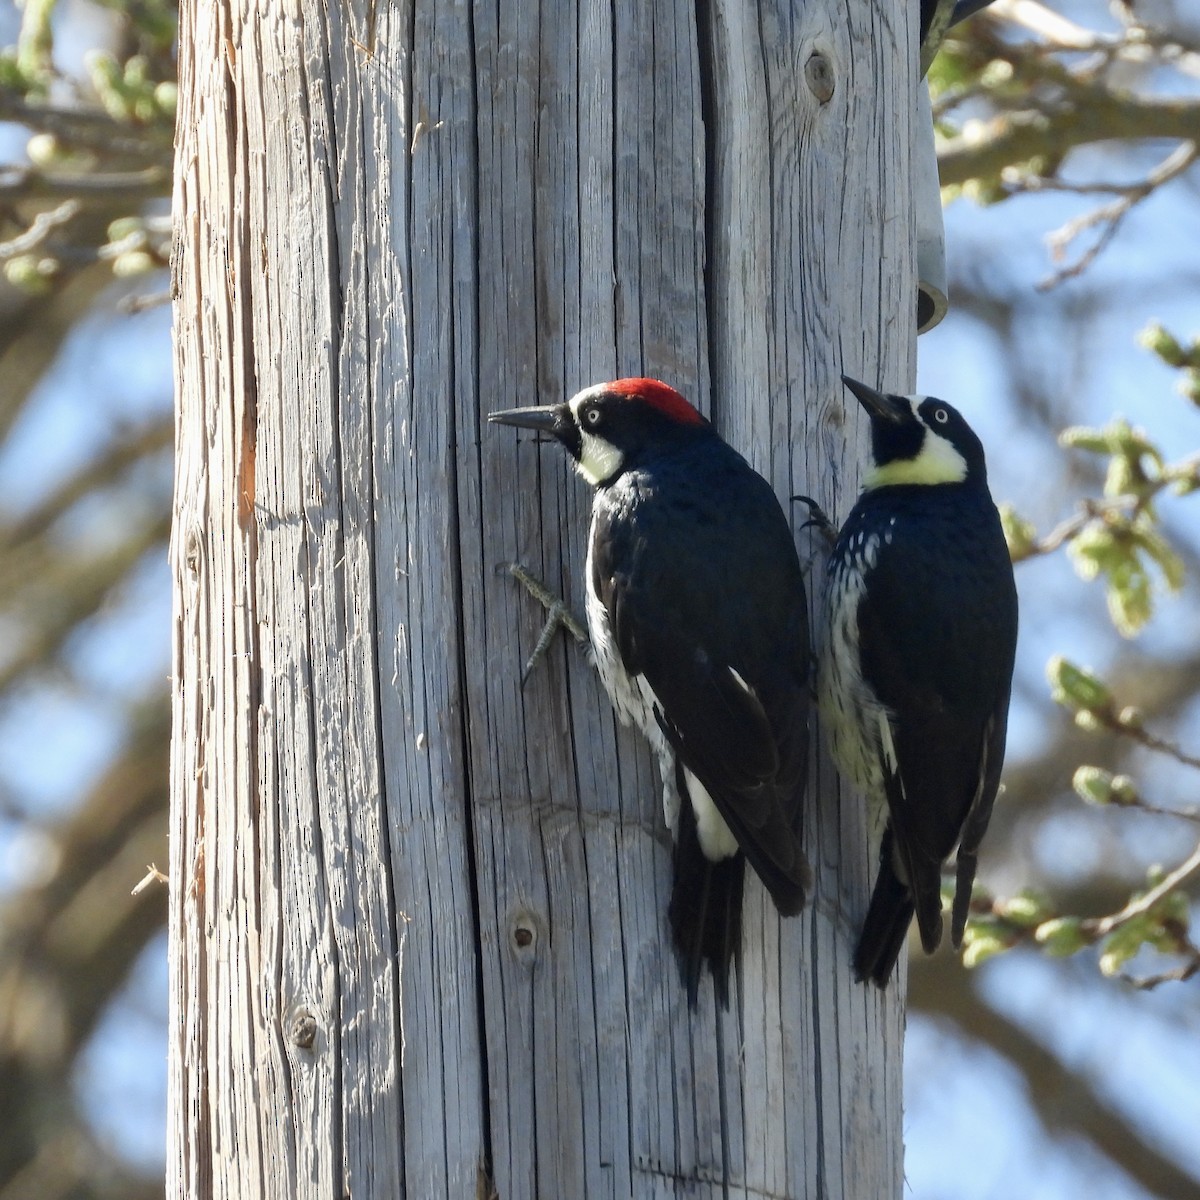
xmin=805 ymin=53 xmax=835 ymax=104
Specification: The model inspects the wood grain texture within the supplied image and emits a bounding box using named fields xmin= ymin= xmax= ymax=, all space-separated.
xmin=169 ymin=1 xmax=913 ymax=1196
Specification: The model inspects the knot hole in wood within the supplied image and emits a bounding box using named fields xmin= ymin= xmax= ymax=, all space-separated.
xmin=507 ymin=909 xmax=543 ymax=962
xmin=288 ymin=1006 xmax=319 ymax=1050
xmin=184 ymin=526 xmax=203 ymax=577
xmin=805 ymin=51 xmax=836 ymax=104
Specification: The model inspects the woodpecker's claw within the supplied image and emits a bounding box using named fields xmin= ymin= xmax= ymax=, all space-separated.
xmin=791 ymin=495 xmax=837 ymax=546
xmin=506 ymin=562 xmax=588 ymax=685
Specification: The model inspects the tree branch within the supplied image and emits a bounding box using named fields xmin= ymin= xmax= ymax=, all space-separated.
xmin=1037 ymin=142 xmax=1199 ymax=287
xmin=938 ymin=94 xmax=1200 ymax=187
xmin=989 ymin=0 xmax=1200 ymax=80
xmin=0 ymin=705 xmax=169 ymax=1189
xmin=1010 ymin=450 xmax=1200 ymax=567
xmin=0 ymin=199 xmax=82 ymax=258
xmin=0 ymin=90 xmax=172 ymax=165
xmin=0 ymin=419 xmax=172 ymax=550
xmin=0 ymin=166 xmax=169 ymax=204
xmin=1085 ymin=841 xmax=1200 ymax=940
xmin=909 ymin=958 xmax=1200 ymax=1199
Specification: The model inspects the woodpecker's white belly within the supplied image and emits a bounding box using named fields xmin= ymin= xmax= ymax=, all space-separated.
xmin=818 ymin=530 xmax=893 ymax=832
xmin=583 ymin=524 xmax=738 ymax=862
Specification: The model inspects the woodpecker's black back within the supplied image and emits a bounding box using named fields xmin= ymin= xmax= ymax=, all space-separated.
xmin=490 ymin=379 xmax=811 ymax=1006
xmin=589 ymin=428 xmax=811 ymax=1000
xmin=821 ymin=379 xmax=1017 ymax=987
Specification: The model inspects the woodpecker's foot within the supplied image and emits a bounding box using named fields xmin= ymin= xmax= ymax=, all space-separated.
xmin=791 ymin=495 xmax=837 ymax=547
xmin=507 ymin=562 xmax=588 ymax=685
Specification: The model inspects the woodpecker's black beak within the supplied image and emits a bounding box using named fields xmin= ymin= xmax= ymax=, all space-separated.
xmin=488 ymin=402 xmax=580 ymax=452
xmin=841 ymin=375 xmax=908 ymax=424
xmin=488 ymin=404 xmax=564 ymax=434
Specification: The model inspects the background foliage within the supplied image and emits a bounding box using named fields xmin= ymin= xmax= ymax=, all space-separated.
xmin=0 ymin=1 xmax=1196 ymax=1197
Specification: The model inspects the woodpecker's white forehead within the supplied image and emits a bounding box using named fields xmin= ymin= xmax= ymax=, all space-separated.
xmin=568 ymin=384 xmax=606 ymax=416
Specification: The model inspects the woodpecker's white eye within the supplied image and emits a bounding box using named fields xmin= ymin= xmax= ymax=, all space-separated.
xmin=933 ymin=408 xmax=949 ymax=424
xmin=584 ymin=406 xmax=602 ymax=426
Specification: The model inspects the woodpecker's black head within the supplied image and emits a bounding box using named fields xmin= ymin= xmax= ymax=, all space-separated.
xmin=488 ymin=378 xmax=711 ymax=487
xmin=841 ymin=374 xmax=988 ymax=489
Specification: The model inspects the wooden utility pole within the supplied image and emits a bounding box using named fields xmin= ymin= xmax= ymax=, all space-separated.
xmin=169 ymin=1 xmax=914 ymax=1196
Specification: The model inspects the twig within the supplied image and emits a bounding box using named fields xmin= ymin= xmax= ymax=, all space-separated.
xmin=1120 ymin=951 xmax=1200 ymax=989
xmin=990 ymin=0 xmax=1200 ymax=79
xmin=1011 ymin=450 xmax=1200 ymax=564
xmin=1011 ymin=495 xmax=1146 ymax=564
xmin=0 ymin=165 xmax=169 ymax=203
xmin=1091 ymin=711 xmax=1200 ymax=772
xmin=0 ymin=93 xmax=173 ymax=161
xmin=1037 ymin=142 xmax=1198 ymax=288
xmin=131 ymin=863 xmax=169 ymax=895
xmin=1130 ymin=799 xmax=1200 ymax=824
xmin=1083 ymin=840 xmax=1200 ymax=939
xmin=1012 ymin=502 xmax=1101 ymax=563
xmin=0 ymin=198 xmax=80 ymax=258
xmin=119 ymin=289 xmax=172 ymax=314
xmin=939 ymin=101 xmax=1200 ymax=188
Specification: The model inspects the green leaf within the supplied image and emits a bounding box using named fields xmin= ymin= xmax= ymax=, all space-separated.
xmin=1153 ymin=888 xmax=1191 ymax=928
xmin=1106 ymin=553 xmax=1153 ymax=636
xmin=1059 ymin=425 xmax=1112 ymax=455
xmin=962 ymin=924 xmax=1011 ymax=968
xmin=1098 ymin=919 xmax=1151 ymax=976
xmin=1047 ymin=656 xmax=1113 ymax=712
xmin=1138 ymin=322 xmax=1187 ymax=367
xmin=1000 ymin=503 xmax=1038 ymax=560
xmin=1072 ymin=765 xmax=1115 ymax=806
xmin=112 ymin=250 xmax=158 ymax=279
xmin=1035 ymin=916 xmax=1087 ymax=956
xmin=3 ymin=254 xmax=57 ymax=295
xmin=997 ymin=889 xmax=1052 ymax=928
xmin=1108 ymin=774 xmax=1140 ymax=806
xmin=1066 ymin=523 xmax=1115 ymax=582
xmin=1130 ymin=522 xmax=1186 ymax=593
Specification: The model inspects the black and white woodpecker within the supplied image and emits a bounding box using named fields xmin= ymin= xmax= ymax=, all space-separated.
xmin=820 ymin=375 xmax=1018 ymax=987
xmin=490 ymin=379 xmax=812 ymax=1004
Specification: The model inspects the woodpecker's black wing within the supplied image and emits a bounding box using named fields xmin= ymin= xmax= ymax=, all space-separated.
xmin=847 ymin=485 xmax=1017 ymax=984
xmin=590 ymin=443 xmax=813 ymax=915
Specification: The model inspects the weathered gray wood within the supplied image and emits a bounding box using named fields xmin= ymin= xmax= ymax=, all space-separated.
xmin=169 ymin=1 xmax=913 ymax=1197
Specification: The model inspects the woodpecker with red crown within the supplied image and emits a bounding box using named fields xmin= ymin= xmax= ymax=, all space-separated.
xmin=820 ymin=375 xmax=1018 ymax=987
xmin=490 ymin=378 xmax=812 ymax=1005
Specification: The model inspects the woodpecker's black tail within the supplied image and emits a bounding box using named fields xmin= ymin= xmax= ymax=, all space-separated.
xmin=854 ymin=826 xmax=918 ymax=988
xmin=668 ymin=772 xmax=745 ymax=1008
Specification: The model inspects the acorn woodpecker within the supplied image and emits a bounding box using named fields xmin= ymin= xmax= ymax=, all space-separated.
xmin=819 ymin=376 xmax=1018 ymax=987
xmin=490 ymin=379 xmax=812 ymax=1004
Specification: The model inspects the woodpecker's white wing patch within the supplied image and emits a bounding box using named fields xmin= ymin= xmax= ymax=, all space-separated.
xmin=877 ymin=710 xmax=901 ymax=794
xmin=726 ymin=666 xmax=753 ymax=697
xmin=684 ymin=767 xmax=739 ymax=860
